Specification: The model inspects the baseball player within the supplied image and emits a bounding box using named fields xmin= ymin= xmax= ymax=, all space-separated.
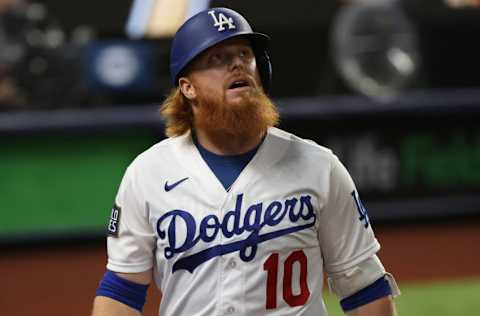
xmin=91 ymin=7 xmax=400 ymax=316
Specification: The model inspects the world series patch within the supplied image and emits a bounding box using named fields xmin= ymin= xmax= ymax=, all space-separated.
xmin=108 ymin=204 xmax=121 ymax=237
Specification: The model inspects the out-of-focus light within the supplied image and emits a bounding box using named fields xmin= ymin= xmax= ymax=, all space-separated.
xmin=94 ymin=46 xmax=140 ymax=87
xmin=45 ymin=28 xmax=65 ymax=48
xmin=126 ymin=0 xmax=156 ymax=39
xmin=388 ymin=48 xmax=415 ymax=76
xmin=331 ymin=0 xmax=421 ymax=103
xmin=445 ymin=0 xmax=480 ymax=8
xmin=71 ymin=26 xmax=95 ymax=46
xmin=126 ymin=0 xmax=211 ymax=39
xmin=84 ymin=42 xmax=157 ymax=93
xmin=25 ymin=3 xmax=46 ymax=22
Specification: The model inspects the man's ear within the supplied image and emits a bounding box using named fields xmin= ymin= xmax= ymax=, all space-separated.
xmin=179 ymin=77 xmax=196 ymax=100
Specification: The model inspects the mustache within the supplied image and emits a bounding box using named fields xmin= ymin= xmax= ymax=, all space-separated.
xmin=226 ymin=69 xmax=260 ymax=89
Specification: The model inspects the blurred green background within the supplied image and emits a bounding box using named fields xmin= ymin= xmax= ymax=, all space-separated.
xmin=324 ymin=279 xmax=480 ymax=316
xmin=0 ymin=131 xmax=156 ymax=238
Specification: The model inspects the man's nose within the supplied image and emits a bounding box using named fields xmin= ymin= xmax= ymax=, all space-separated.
xmin=230 ymin=54 xmax=246 ymax=71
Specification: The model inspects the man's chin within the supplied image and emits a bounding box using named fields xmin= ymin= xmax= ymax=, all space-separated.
xmin=194 ymin=86 xmax=278 ymax=140
xmin=225 ymin=90 xmax=256 ymax=108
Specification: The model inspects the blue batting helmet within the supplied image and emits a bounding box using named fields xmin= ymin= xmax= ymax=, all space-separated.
xmin=170 ymin=7 xmax=272 ymax=92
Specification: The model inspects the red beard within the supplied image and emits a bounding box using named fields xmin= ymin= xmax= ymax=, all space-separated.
xmin=193 ymin=85 xmax=279 ymax=142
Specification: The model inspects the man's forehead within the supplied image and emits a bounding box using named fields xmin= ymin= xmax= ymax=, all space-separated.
xmin=182 ymin=37 xmax=254 ymax=75
xmin=203 ymin=37 xmax=253 ymax=55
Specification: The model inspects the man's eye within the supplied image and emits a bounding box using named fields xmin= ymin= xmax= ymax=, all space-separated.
xmin=210 ymin=53 xmax=223 ymax=63
xmin=240 ymin=50 xmax=251 ymax=58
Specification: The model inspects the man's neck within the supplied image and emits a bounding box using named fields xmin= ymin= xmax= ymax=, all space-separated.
xmin=194 ymin=128 xmax=265 ymax=155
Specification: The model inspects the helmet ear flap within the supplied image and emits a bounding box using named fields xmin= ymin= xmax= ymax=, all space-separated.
xmin=254 ymin=49 xmax=272 ymax=94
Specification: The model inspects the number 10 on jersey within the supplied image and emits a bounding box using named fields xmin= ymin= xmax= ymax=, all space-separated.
xmin=263 ymin=250 xmax=310 ymax=309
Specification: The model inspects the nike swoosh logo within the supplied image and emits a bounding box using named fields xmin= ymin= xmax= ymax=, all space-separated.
xmin=165 ymin=177 xmax=189 ymax=192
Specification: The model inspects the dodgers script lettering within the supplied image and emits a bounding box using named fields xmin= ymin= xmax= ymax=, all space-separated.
xmin=156 ymin=194 xmax=317 ymax=273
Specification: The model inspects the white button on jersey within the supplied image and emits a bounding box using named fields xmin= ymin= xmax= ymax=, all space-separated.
xmin=106 ymin=127 xmax=381 ymax=316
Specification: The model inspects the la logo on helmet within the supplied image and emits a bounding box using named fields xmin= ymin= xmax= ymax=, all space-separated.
xmin=208 ymin=10 xmax=236 ymax=32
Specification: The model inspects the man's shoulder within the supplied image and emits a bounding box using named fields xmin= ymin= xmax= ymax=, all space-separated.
xmin=147 ymin=134 xmax=185 ymax=152
xmin=128 ymin=133 xmax=189 ymax=170
xmin=268 ymin=127 xmax=334 ymax=158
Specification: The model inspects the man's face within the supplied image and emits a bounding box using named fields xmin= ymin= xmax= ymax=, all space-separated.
xmin=178 ymin=37 xmax=278 ymax=141
xmin=180 ymin=37 xmax=263 ymax=106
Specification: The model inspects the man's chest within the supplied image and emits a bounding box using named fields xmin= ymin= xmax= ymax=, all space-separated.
xmin=146 ymin=186 xmax=323 ymax=274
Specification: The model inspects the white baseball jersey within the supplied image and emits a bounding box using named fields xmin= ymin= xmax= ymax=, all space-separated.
xmin=106 ymin=127 xmax=381 ymax=316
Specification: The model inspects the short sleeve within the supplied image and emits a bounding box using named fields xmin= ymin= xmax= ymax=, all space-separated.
xmin=106 ymin=165 xmax=156 ymax=273
xmin=318 ymin=155 xmax=380 ymax=274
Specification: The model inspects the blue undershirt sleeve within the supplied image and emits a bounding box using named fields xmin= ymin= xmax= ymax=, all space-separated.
xmin=340 ymin=276 xmax=392 ymax=312
xmin=96 ymin=270 xmax=149 ymax=312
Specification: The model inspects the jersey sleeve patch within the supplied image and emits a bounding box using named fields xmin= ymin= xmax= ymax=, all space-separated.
xmin=108 ymin=204 xmax=122 ymax=237
xmin=351 ymin=190 xmax=370 ymax=229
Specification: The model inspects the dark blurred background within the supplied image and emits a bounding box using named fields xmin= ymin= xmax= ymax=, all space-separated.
xmin=1 ymin=0 xmax=480 ymax=109
xmin=1 ymin=1 xmax=480 ymax=315
xmin=2 ymin=0 xmax=480 ymax=240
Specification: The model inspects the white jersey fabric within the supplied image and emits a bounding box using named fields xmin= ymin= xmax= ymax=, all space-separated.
xmin=106 ymin=127 xmax=381 ymax=316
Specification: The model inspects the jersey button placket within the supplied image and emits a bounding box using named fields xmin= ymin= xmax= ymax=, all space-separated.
xmin=220 ymin=253 xmax=244 ymax=315
xmin=219 ymin=195 xmax=245 ymax=315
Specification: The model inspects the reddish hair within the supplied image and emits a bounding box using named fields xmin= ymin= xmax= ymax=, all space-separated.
xmin=159 ymin=88 xmax=194 ymax=137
